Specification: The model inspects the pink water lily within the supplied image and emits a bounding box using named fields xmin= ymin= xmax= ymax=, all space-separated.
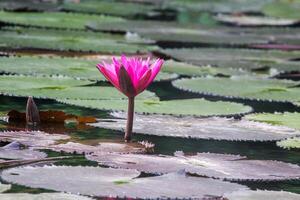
xmin=97 ymin=55 xmax=164 ymax=141
xmin=97 ymin=55 xmax=163 ymax=97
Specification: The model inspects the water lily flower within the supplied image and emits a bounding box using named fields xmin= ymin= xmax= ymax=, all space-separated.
xmin=97 ymin=55 xmax=164 ymax=141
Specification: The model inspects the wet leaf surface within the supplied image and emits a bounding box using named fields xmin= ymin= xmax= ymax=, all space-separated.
xmin=91 ymin=112 xmax=300 ymax=141
xmin=1 ymin=165 xmax=248 ymax=199
xmin=224 ymin=190 xmax=300 ymax=200
xmin=86 ymin=152 xmax=300 ymax=181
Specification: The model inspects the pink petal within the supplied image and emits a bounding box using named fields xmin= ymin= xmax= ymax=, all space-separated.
xmin=96 ymin=64 xmax=120 ymax=90
xmin=136 ymin=69 xmax=152 ymax=94
xmin=146 ymin=59 xmax=163 ymax=86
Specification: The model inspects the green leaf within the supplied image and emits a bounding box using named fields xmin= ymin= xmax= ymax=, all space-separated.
xmin=0 ymin=27 xmax=157 ymax=53
xmin=173 ymin=77 xmax=300 ymax=103
xmin=245 ymin=112 xmax=300 ymax=130
xmin=62 ymin=0 xmax=156 ymax=17
xmin=0 ymin=75 xmax=93 ymax=91
xmin=0 ymin=56 xmax=173 ymax=82
xmin=277 ymin=137 xmax=300 ymax=149
xmin=58 ymin=98 xmax=252 ymax=117
xmin=162 ymin=60 xmax=249 ymax=77
xmin=161 ymin=48 xmax=300 ymax=72
xmin=0 ymin=0 xmax=58 ymax=11
xmin=263 ymin=0 xmax=300 ymax=20
xmin=0 ymin=11 xmax=123 ymax=30
xmin=4 ymin=86 xmax=158 ymax=100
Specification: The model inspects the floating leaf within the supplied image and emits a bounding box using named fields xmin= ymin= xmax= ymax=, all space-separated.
xmin=62 ymin=0 xmax=156 ymax=17
xmin=263 ymin=0 xmax=300 ymax=20
xmin=245 ymin=112 xmax=300 ymax=130
xmin=162 ymin=60 xmax=249 ymax=77
xmin=90 ymin=112 xmax=300 ymax=141
xmin=215 ymin=14 xmax=297 ymax=26
xmin=0 ymin=11 xmax=123 ymax=30
xmin=0 ymin=27 xmax=157 ymax=53
xmin=0 ymin=56 xmax=172 ymax=82
xmin=3 ymin=86 xmax=158 ymax=101
xmin=87 ymin=152 xmax=300 ymax=181
xmin=0 ymin=131 xmax=70 ymax=148
xmin=0 ymin=75 xmax=93 ymax=92
xmin=161 ymin=48 xmax=300 ymax=72
xmin=58 ymin=98 xmax=252 ymax=117
xmin=173 ymin=77 xmax=300 ymax=103
xmin=225 ymin=190 xmax=300 ymax=200
xmin=0 ymin=142 xmax=47 ymax=160
xmin=1 ymin=165 xmax=248 ymax=199
xmin=47 ymin=141 xmax=145 ymax=154
xmin=0 ymin=193 xmax=94 ymax=200
xmin=0 ymin=183 xmax=11 ymax=193
xmin=277 ymin=137 xmax=300 ymax=149
xmin=0 ymin=0 xmax=58 ymax=11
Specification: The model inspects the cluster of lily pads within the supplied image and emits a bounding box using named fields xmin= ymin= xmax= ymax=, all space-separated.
xmin=0 ymin=0 xmax=300 ymax=199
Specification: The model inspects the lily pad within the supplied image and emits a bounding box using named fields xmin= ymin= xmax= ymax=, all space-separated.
xmin=0 ymin=183 xmax=11 ymax=193
xmin=58 ymin=98 xmax=252 ymax=117
xmin=3 ymin=86 xmax=158 ymax=101
xmin=0 ymin=75 xmax=93 ymax=92
xmin=0 ymin=11 xmax=123 ymax=30
xmin=86 ymin=152 xmax=300 ymax=181
xmin=172 ymin=77 xmax=300 ymax=103
xmin=1 ymin=165 xmax=248 ymax=199
xmin=62 ymin=0 xmax=156 ymax=17
xmin=47 ymin=141 xmax=145 ymax=154
xmin=0 ymin=27 xmax=157 ymax=53
xmin=90 ymin=112 xmax=299 ymax=141
xmin=245 ymin=112 xmax=300 ymax=130
xmin=215 ymin=14 xmax=297 ymax=26
xmin=263 ymin=0 xmax=300 ymax=20
xmin=0 ymin=131 xmax=70 ymax=148
xmin=162 ymin=60 xmax=249 ymax=77
xmin=0 ymin=141 xmax=47 ymax=160
xmin=0 ymin=0 xmax=58 ymax=11
xmin=277 ymin=137 xmax=300 ymax=149
xmin=0 ymin=193 xmax=95 ymax=200
xmin=0 ymin=56 xmax=173 ymax=82
xmin=224 ymin=190 xmax=300 ymax=200
xmin=161 ymin=48 xmax=300 ymax=71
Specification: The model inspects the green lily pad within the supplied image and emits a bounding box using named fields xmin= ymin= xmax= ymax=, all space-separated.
xmin=0 ymin=0 xmax=58 ymax=11
xmin=58 ymin=98 xmax=252 ymax=117
xmin=225 ymin=190 xmax=300 ymax=200
xmin=0 ymin=193 xmax=94 ymax=200
xmin=245 ymin=112 xmax=300 ymax=130
xmin=162 ymin=60 xmax=249 ymax=77
xmin=62 ymin=0 xmax=156 ymax=17
xmin=1 ymin=165 xmax=248 ymax=199
xmin=0 ymin=75 xmax=93 ymax=92
xmin=173 ymin=77 xmax=300 ymax=103
xmin=1 ymin=85 xmax=158 ymax=100
xmin=277 ymin=137 xmax=300 ymax=149
xmin=161 ymin=48 xmax=300 ymax=72
xmin=0 ymin=27 xmax=157 ymax=53
xmin=0 ymin=11 xmax=123 ymax=30
xmin=263 ymin=0 xmax=300 ymax=20
xmin=0 ymin=56 xmax=173 ymax=82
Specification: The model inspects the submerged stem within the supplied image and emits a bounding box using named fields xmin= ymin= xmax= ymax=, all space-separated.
xmin=125 ymin=96 xmax=135 ymax=142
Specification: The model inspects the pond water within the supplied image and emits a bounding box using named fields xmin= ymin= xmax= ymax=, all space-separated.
xmin=0 ymin=0 xmax=300 ymax=199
